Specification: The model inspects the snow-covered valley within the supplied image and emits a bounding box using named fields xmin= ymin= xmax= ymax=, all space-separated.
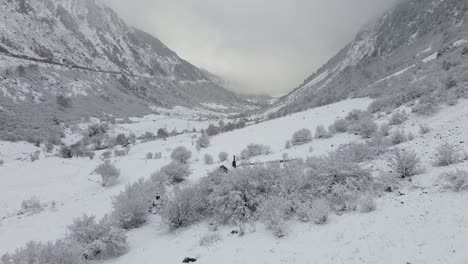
xmin=1 ymin=97 xmax=468 ymax=263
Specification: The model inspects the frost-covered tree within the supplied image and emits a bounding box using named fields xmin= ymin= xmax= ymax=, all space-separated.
xmin=171 ymin=146 xmax=192 ymax=164
xmin=161 ymin=186 xmax=202 ymax=230
xmin=239 ymin=144 xmax=271 ymax=159
xmin=389 ymin=110 xmax=408 ymax=126
xmin=94 ymin=161 xmax=120 ymax=187
xmin=259 ymin=196 xmax=290 ymax=238
xmin=67 ymin=214 xmax=127 ymax=259
xmin=160 ymin=161 xmax=191 ymax=184
xmin=196 ymin=133 xmax=210 ymax=150
xmin=111 ymin=179 xmax=152 ymax=229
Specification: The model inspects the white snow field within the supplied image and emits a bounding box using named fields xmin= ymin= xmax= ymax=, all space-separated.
xmin=1 ymin=97 xmax=468 ymax=263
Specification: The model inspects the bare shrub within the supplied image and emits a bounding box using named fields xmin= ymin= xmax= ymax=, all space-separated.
xmin=111 ymin=178 xmax=152 ymax=230
xmin=412 ymin=102 xmax=440 ymax=116
xmin=160 ymin=161 xmax=191 ymax=184
xmin=154 ymin=152 xmax=162 ymax=159
xmin=315 ymin=125 xmax=331 ymax=139
xmin=434 ymin=142 xmax=461 ymax=167
xmin=204 ymin=154 xmax=214 ymax=165
xmin=145 ymin=152 xmax=153 ymax=159
xmin=196 ymin=133 xmax=210 ymax=150
xmin=171 ymin=146 xmax=192 ymax=164
xmin=389 ymin=110 xmax=408 ymax=126
xmin=199 ymin=233 xmax=222 ymax=247
xmin=419 ymin=124 xmax=431 ymax=134
xmin=439 ymin=170 xmax=468 ymax=192
xmin=218 ymin=152 xmax=228 ymax=162
xmin=68 ymin=214 xmax=127 ymax=259
xmin=161 ymin=186 xmax=202 ymax=229
xmin=240 ymin=144 xmax=271 ymax=159
xmin=390 ymin=130 xmax=408 ymax=145
xmin=389 ymin=149 xmax=422 ymax=178
xmin=259 ymin=196 xmax=290 ymax=238
xmin=335 ymin=143 xmax=375 ymax=163
xmin=291 ymin=128 xmax=313 ymax=146
xmin=94 ymin=161 xmax=120 ymax=187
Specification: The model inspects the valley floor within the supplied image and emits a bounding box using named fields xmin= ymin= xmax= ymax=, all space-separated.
xmin=1 ymin=98 xmax=468 ymax=263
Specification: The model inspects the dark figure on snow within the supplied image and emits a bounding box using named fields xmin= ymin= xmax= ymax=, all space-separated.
xmin=232 ymin=155 xmax=237 ymax=168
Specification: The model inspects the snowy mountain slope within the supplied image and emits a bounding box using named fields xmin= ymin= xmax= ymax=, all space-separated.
xmin=0 ymin=0 xmax=253 ymax=143
xmin=1 ymin=97 xmax=468 ymax=263
xmin=268 ymin=0 xmax=468 ymax=117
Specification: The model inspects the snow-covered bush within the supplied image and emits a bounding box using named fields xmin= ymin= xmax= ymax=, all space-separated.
xmin=380 ymin=123 xmax=391 ymax=137
xmin=0 ymin=159 xmax=3 ymax=166
xmin=101 ymin=151 xmax=112 ymax=159
xmin=291 ymin=128 xmax=312 ymax=146
xmin=309 ymin=199 xmax=330 ymax=224
xmin=199 ymin=233 xmax=222 ymax=247
xmin=111 ymin=179 xmax=152 ymax=229
xmin=218 ymin=152 xmax=228 ymax=162
xmin=389 ymin=110 xmax=408 ymax=126
xmin=239 ymin=144 xmax=271 ymax=159
xmin=390 ymin=130 xmax=408 ymax=145
xmin=171 ymin=146 xmax=192 ymax=164
xmin=439 ymin=170 xmax=468 ymax=192
xmin=412 ymin=101 xmax=440 ymax=116
xmin=161 ymin=186 xmax=202 ymax=229
xmin=434 ymin=142 xmax=461 ymax=167
xmin=1 ymin=240 xmax=84 ymax=264
xmin=196 ymin=133 xmax=210 ymax=150
xmin=365 ymin=134 xmax=390 ymax=156
xmin=348 ymin=117 xmax=378 ymax=138
xmin=114 ymin=133 xmax=130 ymax=146
xmin=67 ymin=214 xmax=127 ymax=260
xmin=145 ymin=152 xmax=153 ymax=159
xmin=154 ymin=152 xmax=162 ymax=159
xmin=285 ymin=140 xmax=292 ymax=149
xmin=389 ymin=149 xmax=421 ymax=178
xmin=94 ymin=161 xmax=120 ymax=187
xmin=315 ymin=125 xmax=331 ymax=139
xmin=30 ymin=151 xmax=40 ymax=162
xmin=335 ymin=143 xmax=375 ymax=163
xmin=259 ymin=196 xmax=290 ymax=238
xmin=306 ymin=152 xmax=373 ymax=211
xmin=160 ymin=161 xmax=191 ymax=184
xmin=21 ymin=196 xmax=43 ymax=213
xmin=113 ymin=149 xmax=128 ymax=157
xmin=157 ymin=128 xmax=169 ymax=139
xmin=204 ymin=154 xmax=214 ymax=165
xmin=329 ymin=118 xmax=348 ymax=133
xmin=419 ymin=124 xmax=431 ymax=134
xmin=357 ymin=195 xmax=376 ymax=213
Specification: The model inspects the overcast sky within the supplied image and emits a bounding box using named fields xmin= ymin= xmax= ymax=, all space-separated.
xmin=104 ymin=0 xmax=399 ymax=95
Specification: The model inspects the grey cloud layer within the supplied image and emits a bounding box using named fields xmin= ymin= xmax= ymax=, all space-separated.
xmin=104 ymin=0 xmax=399 ymax=95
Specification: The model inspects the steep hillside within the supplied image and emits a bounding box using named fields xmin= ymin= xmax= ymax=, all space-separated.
xmin=0 ymin=0 xmax=249 ymax=143
xmin=270 ymin=0 xmax=468 ymax=117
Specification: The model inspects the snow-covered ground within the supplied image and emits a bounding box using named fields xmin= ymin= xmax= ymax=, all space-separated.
xmin=1 ymin=97 xmax=468 ymax=263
